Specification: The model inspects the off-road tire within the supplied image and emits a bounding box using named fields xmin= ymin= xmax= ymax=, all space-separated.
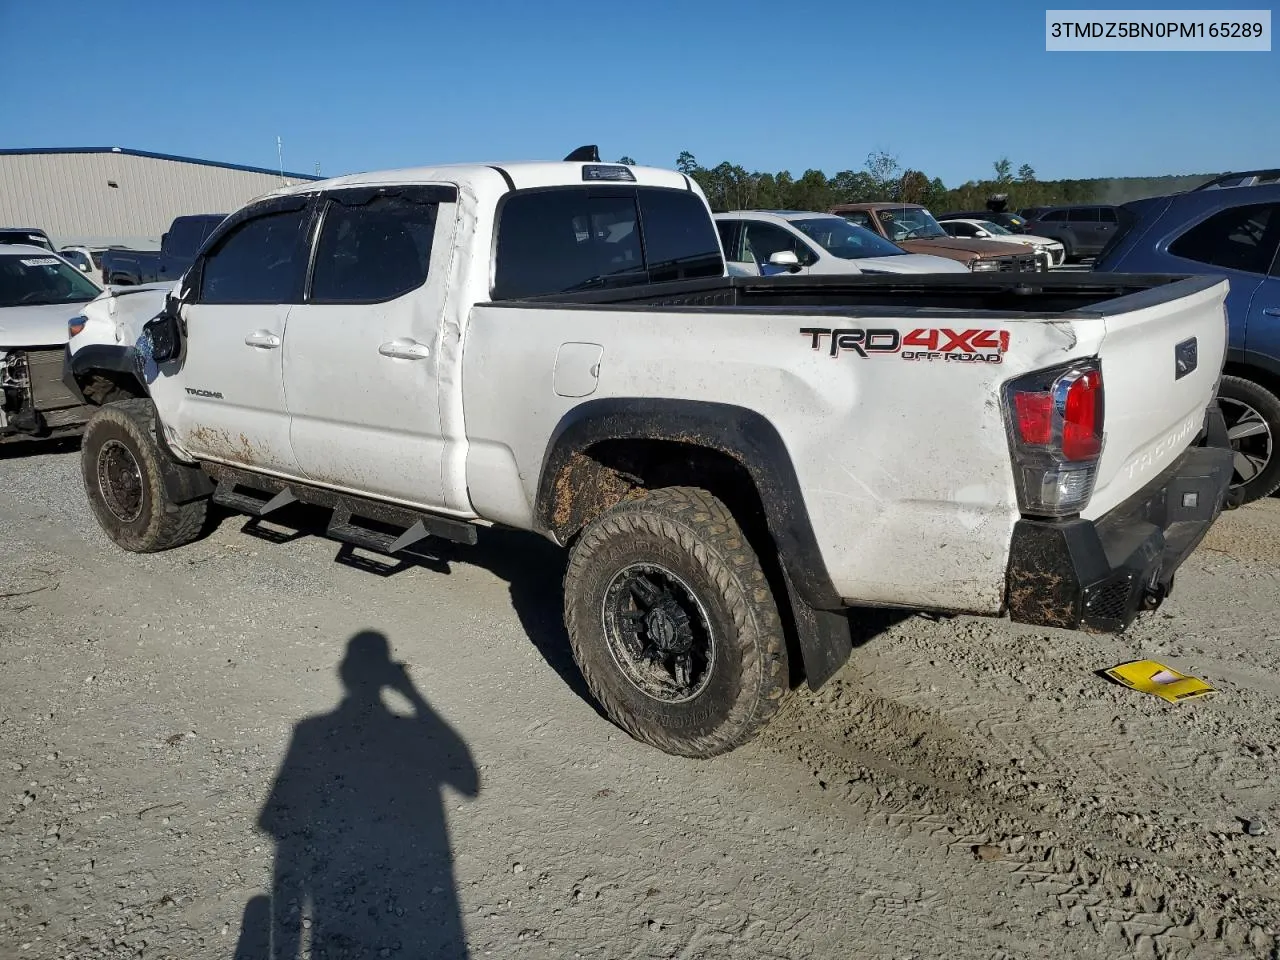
xmin=80 ymin=399 xmax=207 ymax=552
xmin=563 ymin=486 xmax=788 ymax=758
xmin=1218 ymin=376 xmax=1280 ymax=504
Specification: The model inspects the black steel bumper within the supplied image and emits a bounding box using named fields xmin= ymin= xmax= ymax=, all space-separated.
xmin=1006 ymin=404 xmax=1233 ymax=633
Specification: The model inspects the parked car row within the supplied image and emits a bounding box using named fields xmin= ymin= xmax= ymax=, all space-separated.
xmin=718 ymin=202 xmax=1051 ymax=277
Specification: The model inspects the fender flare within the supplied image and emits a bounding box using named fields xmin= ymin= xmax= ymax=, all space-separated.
xmin=62 ymin=343 xmax=144 ymax=402
xmin=535 ymin=397 xmax=841 ymax=612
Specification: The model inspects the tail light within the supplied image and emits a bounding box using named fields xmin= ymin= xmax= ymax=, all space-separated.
xmin=1003 ymin=361 xmax=1105 ymax=517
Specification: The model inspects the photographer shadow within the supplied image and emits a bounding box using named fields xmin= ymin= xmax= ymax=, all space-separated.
xmin=234 ymin=630 xmax=478 ymax=959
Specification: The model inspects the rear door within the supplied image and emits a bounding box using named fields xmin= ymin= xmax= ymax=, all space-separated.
xmin=1067 ymin=207 xmax=1102 ymax=252
xmin=159 ymin=217 xmax=206 ymax=282
xmin=154 ymin=196 xmax=314 ymax=474
xmin=1166 ymin=202 xmax=1280 ymax=354
xmin=715 ymin=220 xmax=756 ymax=275
xmin=283 ymin=184 xmax=458 ymax=509
xmin=1095 ymin=207 xmax=1118 ymax=254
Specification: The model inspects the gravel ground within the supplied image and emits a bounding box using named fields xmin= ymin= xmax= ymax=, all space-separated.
xmin=2 ymin=440 xmax=1279 ymax=960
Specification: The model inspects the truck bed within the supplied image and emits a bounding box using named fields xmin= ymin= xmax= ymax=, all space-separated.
xmin=511 ymin=272 xmax=1220 ymax=318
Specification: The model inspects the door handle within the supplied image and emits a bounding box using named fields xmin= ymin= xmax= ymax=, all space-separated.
xmin=378 ymin=338 xmax=431 ymax=360
xmin=244 ymin=330 xmax=281 ymax=349
xmin=1264 ymin=308 xmax=1280 ymax=318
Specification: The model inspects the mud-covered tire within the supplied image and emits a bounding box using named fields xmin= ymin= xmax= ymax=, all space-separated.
xmin=80 ymin=399 xmax=207 ymax=552
xmin=563 ymin=486 xmax=788 ymax=758
xmin=1218 ymin=375 xmax=1280 ymax=504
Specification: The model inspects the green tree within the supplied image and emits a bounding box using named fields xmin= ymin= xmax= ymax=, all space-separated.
xmin=865 ymin=150 xmax=900 ymax=200
xmin=993 ymin=157 xmax=1013 ymax=184
xmin=617 ymin=156 xmax=637 ymax=165
xmin=922 ymin=176 xmax=948 ymax=209
xmin=830 ymin=170 xmax=877 ymax=204
xmin=676 ymin=151 xmax=698 ymax=175
xmin=897 ymin=169 xmax=930 ymax=204
xmin=1017 ymin=163 xmax=1036 ymax=183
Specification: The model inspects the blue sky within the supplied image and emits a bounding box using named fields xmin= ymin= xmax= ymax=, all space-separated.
xmin=1 ymin=0 xmax=1274 ymax=185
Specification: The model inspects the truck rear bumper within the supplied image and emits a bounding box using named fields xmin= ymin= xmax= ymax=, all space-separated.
xmin=1005 ymin=404 xmax=1232 ymax=632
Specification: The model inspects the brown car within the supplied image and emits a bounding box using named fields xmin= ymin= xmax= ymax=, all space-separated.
xmin=828 ymin=202 xmax=1041 ymax=272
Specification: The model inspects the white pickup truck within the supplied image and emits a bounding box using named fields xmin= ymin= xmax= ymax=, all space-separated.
xmin=64 ymin=151 xmax=1234 ymax=758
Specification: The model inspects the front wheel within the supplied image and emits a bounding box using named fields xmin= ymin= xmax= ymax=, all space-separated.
xmin=80 ymin=399 xmax=208 ymax=552
xmin=563 ymin=486 xmax=789 ymax=758
xmin=1218 ymin=376 xmax=1280 ymax=504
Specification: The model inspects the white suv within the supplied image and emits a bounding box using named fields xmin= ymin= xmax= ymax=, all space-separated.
xmin=715 ymin=210 xmax=967 ymax=276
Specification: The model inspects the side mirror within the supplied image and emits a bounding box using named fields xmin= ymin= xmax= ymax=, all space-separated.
xmin=141 ymin=295 xmax=183 ymax=366
xmin=160 ymin=232 xmax=169 ymax=249
xmin=768 ymin=250 xmax=800 ymax=267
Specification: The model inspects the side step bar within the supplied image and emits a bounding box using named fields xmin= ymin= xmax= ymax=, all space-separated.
xmin=203 ymin=464 xmax=478 ymax=553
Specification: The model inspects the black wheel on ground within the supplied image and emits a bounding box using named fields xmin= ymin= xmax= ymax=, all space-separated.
xmin=563 ymin=486 xmax=789 ymax=758
xmin=1058 ymin=236 xmax=1075 ymax=262
xmin=80 ymin=399 xmax=208 ymax=552
xmin=1218 ymin=376 xmax=1280 ymax=504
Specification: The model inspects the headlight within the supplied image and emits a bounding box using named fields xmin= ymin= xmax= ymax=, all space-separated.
xmin=68 ymin=315 xmax=87 ymax=337
xmin=970 ymin=259 xmax=1002 ymax=272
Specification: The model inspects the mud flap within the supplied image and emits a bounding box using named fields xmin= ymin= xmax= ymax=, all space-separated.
xmin=142 ymin=407 xmax=213 ymax=505
xmin=780 ymin=563 xmax=853 ymax=690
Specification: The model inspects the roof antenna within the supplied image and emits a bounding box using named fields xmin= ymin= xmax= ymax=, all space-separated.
xmin=564 ymin=145 xmax=600 ymax=162
xmin=277 ymin=136 xmax=285 ymax=183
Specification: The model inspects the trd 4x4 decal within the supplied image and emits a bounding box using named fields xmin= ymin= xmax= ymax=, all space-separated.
xmin=800 ymin=327 xmax=1009 ymax=363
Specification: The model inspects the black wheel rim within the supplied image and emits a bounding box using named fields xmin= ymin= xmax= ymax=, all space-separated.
xmin=96 ymin=439 xmax=145 ymax=523
xmin=601 ymin=562 xmax=715 ymax=704
xmin=1220 ymin=396 xmax=1273 ymax=490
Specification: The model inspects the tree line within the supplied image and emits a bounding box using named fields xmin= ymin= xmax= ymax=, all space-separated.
xmin=629 ymin=151 xmax=1216 ymax=215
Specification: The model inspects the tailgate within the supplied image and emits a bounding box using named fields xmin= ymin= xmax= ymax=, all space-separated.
xmin=1083 ymin=277 xmax=1228 ymax=518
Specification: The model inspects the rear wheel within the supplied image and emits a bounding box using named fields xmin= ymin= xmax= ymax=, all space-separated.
xmin=1218 ymin=375 xmax=1280 ymax=504
xmin=80 ymin=400 xmax=208 ymax=552
xmin=563 ymin=486 xmax=788 ymax=758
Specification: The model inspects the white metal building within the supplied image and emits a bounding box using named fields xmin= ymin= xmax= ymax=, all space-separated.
xmin=0 ymin=147 xmax=320 ymax=250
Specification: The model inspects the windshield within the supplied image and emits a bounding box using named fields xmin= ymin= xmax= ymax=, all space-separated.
xmin=876 ymin=207 xmax=947 ymax=241
xmin=792 ymin=217 xmax=906 ymax=259
xmin=0 ymin=254 xmax=101 ymax=307
xmin=979 ymin=220 xmax=1013 ymax=235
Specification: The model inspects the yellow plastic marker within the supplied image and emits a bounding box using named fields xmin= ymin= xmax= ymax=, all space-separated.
xmin=1103 ymin=659 xmax=1214 ymax=703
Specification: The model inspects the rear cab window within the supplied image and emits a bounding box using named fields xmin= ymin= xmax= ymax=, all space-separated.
xmin=492 ymin=187 xmax=722 ymax=300
xmin=166 ymin=218 xmax=209 ymax=259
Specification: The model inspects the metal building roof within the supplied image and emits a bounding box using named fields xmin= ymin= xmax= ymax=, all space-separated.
xmin=0 ymin=147 xmax=321 ymax=182
xmin=0 ymin=149 xmax=321 ymax=248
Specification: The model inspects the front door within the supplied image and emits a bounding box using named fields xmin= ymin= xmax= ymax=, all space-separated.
xmin=283 ymin=185 xmax=459 ymax=510
xmin=150 ymin=197 xmax=313 ymax=476
xmin=739 ymin=220 xmax=815 ymax=275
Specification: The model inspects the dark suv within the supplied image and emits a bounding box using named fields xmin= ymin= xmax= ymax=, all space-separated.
xmin=1022 ymin=205 xmax=1120 ymax=261
xmin=1094 ymin=169 xmax=1280 ymax=503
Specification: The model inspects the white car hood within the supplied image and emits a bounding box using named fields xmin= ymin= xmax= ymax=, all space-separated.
xmin=855 ymin=253 xmax=969 ymax=274
xmin=0 ymin=302 xmax=87 ymax=348
xmin=1019 ymin=233 xmax=1061 ymax=246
